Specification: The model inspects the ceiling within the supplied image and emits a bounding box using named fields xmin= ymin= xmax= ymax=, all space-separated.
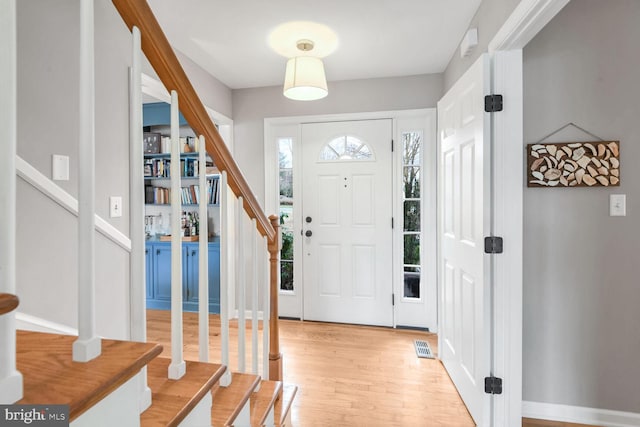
xmin=147 ymin=0 xmax=482 ymax=90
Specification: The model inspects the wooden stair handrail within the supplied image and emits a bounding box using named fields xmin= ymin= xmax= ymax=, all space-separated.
xmin=0 ymin=293 xmax=19 ymax=315
xmin=111 ymin=0 xmax=283 ymax=381
xmin=111 ymin=0 xmax=275 ymax=243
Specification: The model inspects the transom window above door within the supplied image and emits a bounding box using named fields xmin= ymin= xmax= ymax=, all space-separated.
xmin=319 ymin=135 xmax=374 ymax=161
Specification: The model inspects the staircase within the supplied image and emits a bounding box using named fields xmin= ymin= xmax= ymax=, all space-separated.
xmin=0 ymin=0 xmax=297 ymax=424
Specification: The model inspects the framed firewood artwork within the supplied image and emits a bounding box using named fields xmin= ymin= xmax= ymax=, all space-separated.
xmin=526 ymin=141 xmax=620 ymax=187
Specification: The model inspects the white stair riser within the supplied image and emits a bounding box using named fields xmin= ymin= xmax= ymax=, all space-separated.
xmin=71 ymin=375 xmax=139 ymax=427
xmin=178 ymin=391 xmax=212 ymax=427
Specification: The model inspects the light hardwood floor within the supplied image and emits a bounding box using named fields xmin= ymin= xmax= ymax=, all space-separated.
xmin=147 ymin=310 xmax=596 ymax=427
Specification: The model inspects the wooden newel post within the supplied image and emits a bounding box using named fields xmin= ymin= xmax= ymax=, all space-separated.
xmin=267 ymin=214 xmax=282 ymax=381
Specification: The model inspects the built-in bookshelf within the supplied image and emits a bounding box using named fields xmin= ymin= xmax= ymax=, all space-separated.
xmin=143 ymin=152 xmax=220 ymax=206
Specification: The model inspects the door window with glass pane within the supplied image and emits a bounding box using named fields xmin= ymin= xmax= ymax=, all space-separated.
xmin=279 ymin=138 xmax=294 ymax=291
xmin=402 ymin=131 xmax=422 ymax=298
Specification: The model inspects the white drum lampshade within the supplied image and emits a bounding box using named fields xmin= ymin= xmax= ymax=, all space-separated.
xmin=283 ymin=56 xmax=328 ymax=101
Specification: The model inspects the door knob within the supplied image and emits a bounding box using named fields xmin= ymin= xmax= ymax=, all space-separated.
xmin=305 ymin=230 xmax=313 ymax=237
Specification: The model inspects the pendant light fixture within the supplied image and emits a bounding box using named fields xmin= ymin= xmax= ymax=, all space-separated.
xmin=283 ymin=39 xmax=328 ymax=101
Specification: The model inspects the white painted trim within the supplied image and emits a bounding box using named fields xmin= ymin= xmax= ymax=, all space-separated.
xmin=485 ymin=0 xmax=569 ymax=424
xmin=264 ymin=109 xmax=436 ymax=326
xmin=490 ymin=50 xmax=524 ymax=427
xmin=523 ymin=401 xmax=640 ymax=427
xmin=16 ymin=156 xmax=132 ymax=252
xmin=15 ymin=312 xmax=78 ymax=335
xmin=263 ymin=123 xmax=301 ymax=319
xmin=489 ymin=0 xmax=570 ymax=52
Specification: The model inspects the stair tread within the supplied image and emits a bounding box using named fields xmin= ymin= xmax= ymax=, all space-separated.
xmin=141 ymin=356 xmax=226 ymax=427
xmin=274 ymin=384 xmax=298 ymax=427
xmin=16 ymin=330 xmax=162 ymax=421
xmin=250 ymin=380 xmax=282 ymax=427
xmin=211 ymin=372 xmax=261 ymax=427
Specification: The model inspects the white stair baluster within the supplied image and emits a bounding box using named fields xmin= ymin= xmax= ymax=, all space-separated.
xmin=251 ymin=220 xmax=259 ymax=375
xmin=73 ymin=0 xmax=101 ymax=363
xmin=168 ymin=90 xmax=185 ymax=380
xmin=0 ymin=0 xmax=23 ymax=404
xmin=198 ymin=135 xmax=209 ymax=363
xmin=219 ymin=172 xmax=231 ymax=386
xmin=129 ymin=25 xmax=152 ymax=412
xmin=262 ymin=236 xmax=270 ymax=379
xmin=237 ymin=197 xmax=246 ymax=373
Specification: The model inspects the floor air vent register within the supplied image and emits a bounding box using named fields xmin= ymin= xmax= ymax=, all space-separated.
xmin=414 ymin=340 xmax=434 ymax=359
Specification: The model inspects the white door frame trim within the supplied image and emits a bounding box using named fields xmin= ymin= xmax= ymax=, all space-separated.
xmin=487 ymin=0 xmax=569 ymax=425
xmin=264 ymin=109 xmax=436 ymax=328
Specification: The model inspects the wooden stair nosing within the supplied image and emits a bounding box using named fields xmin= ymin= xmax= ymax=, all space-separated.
xmin=16 ymin=330 xmax=163 ymax=421
xmin=250 ymin=380 xmax=282 ymax=427
xmin=274 ymin=384 xmax=298 ymax=427
xmin=211 ymin=372 xmax=261 ymax=427
xmin=141 ymin=356 xmax=226 ymax=427
xmin=0 ymin=293 xmax=19 ymax=315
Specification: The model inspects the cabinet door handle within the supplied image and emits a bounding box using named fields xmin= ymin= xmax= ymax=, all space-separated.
xmin=192 ymin=250 xmax=196 ymax=257
xmin=145 ymin=249 xmax=148 ymax=254
xmin=156 ymin=249 xmax=160 ymax=255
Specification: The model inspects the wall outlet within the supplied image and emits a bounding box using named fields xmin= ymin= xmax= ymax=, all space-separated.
xmin=609 ymin=194 xmax=626 ymax=217
xmin=52 ymin=155 xmax=69 ymax=181
xmin=110 ymin=196 xmax=123 ymax=218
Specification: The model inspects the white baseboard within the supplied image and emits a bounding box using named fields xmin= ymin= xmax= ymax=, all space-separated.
xmin=16 ymin=312 xmax=78 ymax=335
xmin=233 ymin=309 xmax=265 ymax=321
xmin=523 ymin=401 xmax=640 ymax=427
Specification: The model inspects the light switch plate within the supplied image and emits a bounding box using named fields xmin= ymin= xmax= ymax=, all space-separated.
xmin=110 ymin=196 xmax=123 ymax=218
xmin=52 ymin=155 xmax=69 ymax=181
xmin=609 ymin=194 xmax=626 ymax=217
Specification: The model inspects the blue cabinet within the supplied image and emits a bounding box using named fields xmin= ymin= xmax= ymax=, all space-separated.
xmin=145 ymin=240 xmax=220 ymax=314
xmin=145 ymin=247 xmax=153 ymax=299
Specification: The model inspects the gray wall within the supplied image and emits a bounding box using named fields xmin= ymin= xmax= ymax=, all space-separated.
xmin=232 ymin=74 xmax=443 ymax=205
xmin=443 ymin=0 xmax=520 ymax=91
xmin=16 ymin=0 xmax=133 ymax=338
xmin=523 ymin=0 xmax=640 ymax=412
xmin=142 ymin=50 xmax=233 ymax=119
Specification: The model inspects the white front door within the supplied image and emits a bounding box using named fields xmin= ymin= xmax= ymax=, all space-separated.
xmin=438 ymin=54 xmax=492 ymax=425
xmin=301 ymin=119 xmax=393 ymax=327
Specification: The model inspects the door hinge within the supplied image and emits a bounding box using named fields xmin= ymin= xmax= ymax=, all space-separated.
xmin=484 ymin=236 xmax=504 ymax=254
xmin=484 ymin=376 xmax=503 ymax=395
xmin=391 ymin=217 xmax=394 ymax=229
xmin=391 ymin=139 xmax=394 ymax=152
xmin=484 ymin=94 xmax=503 ymax=112
xmin=392 ymin=294 xmax=395 ymax=306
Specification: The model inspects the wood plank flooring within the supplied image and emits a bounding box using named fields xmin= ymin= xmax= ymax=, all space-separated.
xmin=147 ymin=310 xmax=599 ymax=427
xmin=147 ymin=310 xmax=473 ymax=426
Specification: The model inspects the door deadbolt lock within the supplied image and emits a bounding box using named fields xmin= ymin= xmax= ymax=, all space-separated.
xmin=305 ymin=216 xmax=312 ymax=223
xmin=305 ymin=230 xmax=313 ymax=237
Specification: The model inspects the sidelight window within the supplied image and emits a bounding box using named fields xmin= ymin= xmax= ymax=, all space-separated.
xmin=402 ymin=131 xmax=423 ymax=299
xmin=279 ymin=138 xmax=294 ymax=291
